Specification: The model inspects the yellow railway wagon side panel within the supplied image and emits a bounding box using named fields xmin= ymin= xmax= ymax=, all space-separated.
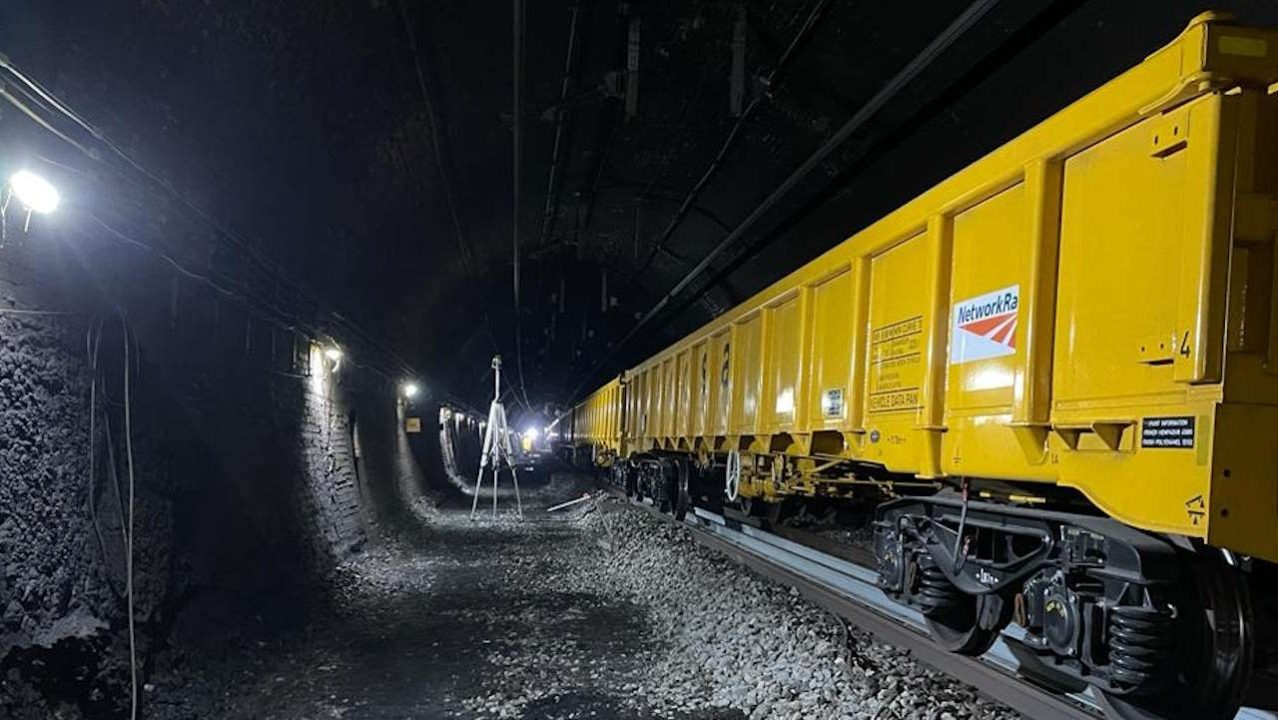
xmin=653 ymin=357 xmax=665 ymax=441
xmin=623 ymin=372 xmax=634 ymax=455
xmin=605 ymin=382 xmax=616 ymax=451
xmin=768 ymin=292 xmax=803 ymax=434
xmin=805 ymin=266 xmax=854 ymax=432
xmin=633 ymin=367 xmax=647 ymax=444
xmin=863 ymin=233 xmax=930 ymax=474
xmin=677 ymin=349 xmax=692 ymax=441
xmin=644 ymin=366 xmax=656 ymax=446
xmin=711 ymin=330 xmax=731 ymax=436
xmin=612 ymin=380 xmax=622 ymax=452
xmin=622 ymin=371 xmax=636 ymax=445
xmin=642 ymin=362 xmax=655 ymax=444
xmin=661 ymin=356 xmax=676 ymax=442
xmin=941 ymin=182 xmax=1053 ymax=481
xmin=692 ymin=340 xmax=709 ymax=439
xmin=732 ymin=313 xmax=765 ymax=436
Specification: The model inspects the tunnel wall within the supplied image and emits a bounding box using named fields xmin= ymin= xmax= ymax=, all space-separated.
xmin=0 ymin=235 xmax=431 ymax=718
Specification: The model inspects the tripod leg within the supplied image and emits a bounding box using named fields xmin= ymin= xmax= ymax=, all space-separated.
xmin=492 ymin=459 xmax=499 ymax=518
xmin=511 ymin=466 xmax=523 ymax=517
xmin=470 ymin=465 xmax=485 ymax=520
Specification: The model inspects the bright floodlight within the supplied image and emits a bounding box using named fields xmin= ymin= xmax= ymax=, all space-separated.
xmin=324 ymin=346 xmax=342 ymax=371
xmin=9 ymin=170 xmax=60 ymax=214
xmin=524 ymin=426 xmax=540 ymax=441
xmin=402 ymin=382 xmax=420 ymax=398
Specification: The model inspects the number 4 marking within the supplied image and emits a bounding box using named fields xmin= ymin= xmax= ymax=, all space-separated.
xmin=1179 ymin=331 xmax=1191 ymax=358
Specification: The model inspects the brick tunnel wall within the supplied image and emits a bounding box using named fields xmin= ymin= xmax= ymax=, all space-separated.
xmin=0 ymin=232 xmax=437 ymax=717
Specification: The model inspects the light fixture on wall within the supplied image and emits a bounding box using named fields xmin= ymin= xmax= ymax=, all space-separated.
xmin=9 ymin=170 xmax=59 ymax=214
xmin=402 ymin=381 xmax=420 ymax=399
xmin=324 ymin=346 xmax=342 ymax=372
xmin=3 ymin=169 xmax=60 ymax=237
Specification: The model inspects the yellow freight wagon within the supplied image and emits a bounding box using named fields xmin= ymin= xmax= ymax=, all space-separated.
xmin=575 ymin=14 xmax=1278 ymax=719
xmin=623 ymin=10 xmax=1278 ymax=558
xmin=566 ymin=376 xmax=623 ymax=466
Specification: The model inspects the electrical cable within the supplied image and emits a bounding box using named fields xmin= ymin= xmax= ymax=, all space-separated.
xmin=0 ymin=306 xmax=78 ymax=315
xmin=395 ymin=0 xmax=502 ymax=361
xmin=395 ymin=0 xmax=476 ymax=278
xmin=511 ymin=0 xmax=534 ymax=412
xmin=536 ymin=2 xmax=583 ymax=246
xmin=636 ymin=0 xmax=1089 ymax=350
xmin=0 ymin=84 xmax=97 ymax=159
xmin=0 ymin=56 xmax=283 ymax=284
xmin=624 ymin=0 xmax=835 ymax=287
xmin=85 ymin=318 xmax=113 ymax=591
xmin=119 ymin=314 xmax=138 ymax=720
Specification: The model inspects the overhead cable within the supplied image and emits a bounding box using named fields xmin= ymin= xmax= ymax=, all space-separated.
xmin=571 ymin=0 xmax=1002 ymax=402
xmin=511 ymin=0 xmax=534 ymax=410
xmin=624 ymin=0 xmax=836 ymax=287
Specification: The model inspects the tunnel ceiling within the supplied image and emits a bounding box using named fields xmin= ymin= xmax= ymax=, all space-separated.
xmin=4 ymin=0 xmax=1278 ymax=414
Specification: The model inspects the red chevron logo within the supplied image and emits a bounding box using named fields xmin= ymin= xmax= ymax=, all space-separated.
xmin=959 ymin=311 xmax=1017 ymax=348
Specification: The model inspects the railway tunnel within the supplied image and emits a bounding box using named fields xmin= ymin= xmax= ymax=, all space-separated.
xmin=5 ymin=2 xmax=1278 ymax=719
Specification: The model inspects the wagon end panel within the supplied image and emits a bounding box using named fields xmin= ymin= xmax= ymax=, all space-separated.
xmin=1050 ymin=91 xmax=1238 ymax=538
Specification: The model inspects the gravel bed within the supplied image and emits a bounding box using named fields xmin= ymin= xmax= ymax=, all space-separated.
xmin=142 ymin=472 xmax=1021 ymax=720
xmin=570 ymin=493 xmax=1019 ymax=720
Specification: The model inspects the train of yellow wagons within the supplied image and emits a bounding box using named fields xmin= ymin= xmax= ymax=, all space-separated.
xmin=553 ymin=13 xmax=1278 ymax=720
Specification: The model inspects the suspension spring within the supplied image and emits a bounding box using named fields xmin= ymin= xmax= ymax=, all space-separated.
xmin=915 ymin=556 xmax=963 ymax=616
xmin=1108 ymin=605 xmax=1172 ymax=690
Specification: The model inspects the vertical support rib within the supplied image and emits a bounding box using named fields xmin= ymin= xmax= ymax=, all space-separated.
xmin=1176 ymin=92 xmax=1238 ymax=384
xmin=846 ymin=257 xmax=871 ymax=433
xmin=1013 ymin=159 xmax=1063 ymax=427
xmin=918 ymin=214 xmax=953 ymax=478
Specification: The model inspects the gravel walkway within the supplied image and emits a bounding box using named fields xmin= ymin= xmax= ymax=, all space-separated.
xmin=146 ymin=473 xmax=1017 ymax=719
xmin=573 ymin=493 xmax=1018 ymax=720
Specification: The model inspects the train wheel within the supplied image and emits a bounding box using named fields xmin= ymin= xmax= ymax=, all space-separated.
xmin=917 ymin=557 xmax=1005 ymax=656
xmin=624 ymin=465 xmax=638 ymax=499
xmin=656 ymin=466 xmax=674 ymax=513
xmin=925 ymin=594 xmax=1005 ymax=656
xmin=671 ymin=459 xmax=691 ymax=521
xmin=1097 ymin=548 xmax=1252 ymax=720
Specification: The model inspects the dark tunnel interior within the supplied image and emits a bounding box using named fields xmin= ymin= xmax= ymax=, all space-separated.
xmin=5 ymin=1 xmax=1278 ymax=718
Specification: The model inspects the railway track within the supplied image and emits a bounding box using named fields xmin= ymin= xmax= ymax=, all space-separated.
xmin=610 ymin=491 xmax=1277 ymax=720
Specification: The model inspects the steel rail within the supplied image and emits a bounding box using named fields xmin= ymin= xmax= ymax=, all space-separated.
xmin=609 ymin=493 xmax=1275 ymax=720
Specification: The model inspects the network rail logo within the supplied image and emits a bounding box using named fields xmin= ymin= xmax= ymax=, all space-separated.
xmin=950 ymin=285 xmax=1019 ymax=364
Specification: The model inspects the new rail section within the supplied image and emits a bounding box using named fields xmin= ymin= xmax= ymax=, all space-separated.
xmin=556 ymin=14 xmax=1278 ymax=720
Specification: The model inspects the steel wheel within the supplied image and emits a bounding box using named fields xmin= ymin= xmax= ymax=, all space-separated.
xmin=656 ymin=462 xmax=674 ymax=513
xmin=623 ymin=464 xmax=638 ymax=498
xmin=1098 ymin=548 xmax=1252 ymax=720
xmin=925 ymin=592 xmax=1005 ymax=656
xmin=671 ymin=459 xmax=691 ymax=521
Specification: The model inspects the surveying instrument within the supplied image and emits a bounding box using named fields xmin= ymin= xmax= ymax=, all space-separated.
xmin=470 ymin=355 xmax=523 ymax=519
